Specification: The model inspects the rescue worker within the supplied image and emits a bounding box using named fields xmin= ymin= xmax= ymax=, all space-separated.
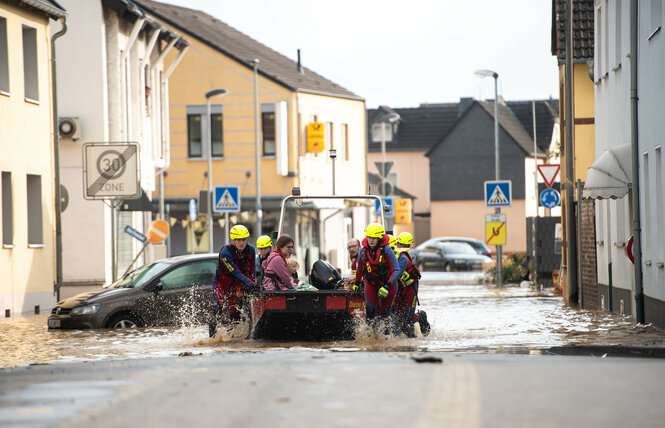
xmin=387 ymin=234 xmax=396 ymax=250
xmin=354 ymin=223 xmax=400 ymax=325
xmin=255 ymin=235 xmax=273 ymax=285
xmin=343 ymin=238 xmax=360 ymax=290
xmin=393 ymin=232 xmax=430 ymax=337
xmin=209 ymin=224 xmax=256 ymax=337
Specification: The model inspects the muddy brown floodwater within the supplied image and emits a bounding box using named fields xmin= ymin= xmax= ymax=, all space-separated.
xmin=2 ymin=272 xmax=665 ymax=368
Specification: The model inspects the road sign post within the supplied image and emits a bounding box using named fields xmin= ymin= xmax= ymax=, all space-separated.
xmin=537 ymin=164 xmax=560 ymax=188
xmin=484 ymin=180 xmax=512 ymax=208
xmin=485 ymin=213 xmax=507 ymax=246
xmin=214 ymin=186 xmax=241 ymax=246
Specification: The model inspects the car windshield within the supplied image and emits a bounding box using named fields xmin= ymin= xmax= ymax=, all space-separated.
xmin=108 ymin=262 xmax=171 ymax=289
xmin=441 ymin=242 xmax=477 ymax=255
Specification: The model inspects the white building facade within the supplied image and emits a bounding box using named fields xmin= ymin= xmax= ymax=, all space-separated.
xmin=55 ymin=0 xmax=187 ymax=298
xmin=592 ymin=0 xmax=665 ymax=327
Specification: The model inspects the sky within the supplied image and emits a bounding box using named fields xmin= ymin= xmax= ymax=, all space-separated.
xmin=158 ymin=0 xmax=559 ymax=108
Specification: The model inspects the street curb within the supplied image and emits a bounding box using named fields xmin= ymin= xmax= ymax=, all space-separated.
xmin=546 ymin=345 xmax=665 ymax=359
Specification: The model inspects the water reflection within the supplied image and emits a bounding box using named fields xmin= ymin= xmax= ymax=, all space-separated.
xmin=2 ymin=273 xmax=665 ymax=368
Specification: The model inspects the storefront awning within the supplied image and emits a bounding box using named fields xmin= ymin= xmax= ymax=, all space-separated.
xmin=583 ymin=144 xmax=632 ymax=200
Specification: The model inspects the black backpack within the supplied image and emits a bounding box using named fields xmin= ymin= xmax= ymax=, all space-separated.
xmin=310 ymin=260 xmax=342 ymax=290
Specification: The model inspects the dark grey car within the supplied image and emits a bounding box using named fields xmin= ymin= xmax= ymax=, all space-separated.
xmin=414 ymin=242 xmax=491 ymax=272
xmin=48 ymin=254 xmax=218 ymax=329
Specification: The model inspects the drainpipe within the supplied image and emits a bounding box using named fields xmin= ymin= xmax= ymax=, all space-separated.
xmin=564 ymin=0 xmax=578 ymax=302
xmin=630 ymin=0 xmax=644 ymax=323
xmin=51 ymin=16 xmax=67 ymax=298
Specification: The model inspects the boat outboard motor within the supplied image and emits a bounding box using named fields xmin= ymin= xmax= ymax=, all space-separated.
xmin=310 ymin=260 xmax=343 ymax=290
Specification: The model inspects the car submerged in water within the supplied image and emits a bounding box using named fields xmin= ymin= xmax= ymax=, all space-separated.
xmin=48 ymin=254 xmax=217 ymax=329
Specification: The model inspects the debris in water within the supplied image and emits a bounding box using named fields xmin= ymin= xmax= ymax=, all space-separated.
xmin=411 ymin=355 xmax=443 ymax=364
xmin=178 ymin=351 xmax=201 ymax=357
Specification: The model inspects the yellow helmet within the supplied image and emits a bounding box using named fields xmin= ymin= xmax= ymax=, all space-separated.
xmin=256 ymin=235 xmax=272 ymax=248
xmin=230 ymin=224 xmax=250 ymax=240
xmin=387 ymin=234 xmax=396 ymax=249
xmin=397 ymin=232 xmax=414 ymax=246
xmin=364 ymin=223 xmax=385 ymax=238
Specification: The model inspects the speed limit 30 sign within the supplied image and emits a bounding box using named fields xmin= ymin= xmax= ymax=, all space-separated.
xmin=83 ymin=142 xmax=140 ymax=200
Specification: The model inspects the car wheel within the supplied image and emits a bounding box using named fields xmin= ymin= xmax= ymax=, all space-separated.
xmin=444 ymin=262 xmax=453 ymax=272
xmin=108 ymin=313 xmax=142 ymax=328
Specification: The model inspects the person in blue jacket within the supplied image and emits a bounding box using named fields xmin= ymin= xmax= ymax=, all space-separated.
xmin=209 ymin=225 xmax=256 ymax=337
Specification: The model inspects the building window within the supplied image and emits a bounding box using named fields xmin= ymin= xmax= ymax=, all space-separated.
xmin=327 ymin=122 xmax=334 ymax=152
xmin=2 ymin=171 xmax=12 ymax=245
xmin=0 ymin=17 xmax=8 ymax=93
xmin=342 ymin=124 xmax=349 ymax=161
xmin=596 ymin=3 xmax=603 ymax=79
xmin=652 ymin=0 xmax=662 ymax=35
xmin=22 ymin=25 xmax=38 ymax=101
xmin=26 ymin=174 xmax=42 ymax=245
xmin=187 ymin=105 xmax=223 ymax=158
xmin=614 ymin=0 xmax=622 ymax=67
xmin=261 ymin=104 xmax=275 ymax=156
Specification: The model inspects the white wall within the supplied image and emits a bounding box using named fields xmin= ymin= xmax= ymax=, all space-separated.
xmin=593 ymin=0 xmax=634 ymax=298
xmin=637 ymin=1 xmax=665 ymax=302
xmin=55 ymin=0 xmax=109 ymax=284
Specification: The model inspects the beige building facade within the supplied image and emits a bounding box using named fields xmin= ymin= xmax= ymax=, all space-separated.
xmin=0 ymin=1 xmax=66 ymax=316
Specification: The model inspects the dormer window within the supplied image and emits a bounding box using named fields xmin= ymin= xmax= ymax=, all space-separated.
xmin=371 ymin=122 xmax=394 ymax=143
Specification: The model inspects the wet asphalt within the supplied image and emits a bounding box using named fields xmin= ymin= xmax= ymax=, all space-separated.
xmin=2 ymin=272 xmax=665 ymax=427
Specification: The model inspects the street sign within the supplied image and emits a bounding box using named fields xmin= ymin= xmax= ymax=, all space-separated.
xmin=394 ymin=198 xmax=412 ymax=224
xmin=375 ymin=161 xmax=394 ymax=178
xmin=214 ymin=186 xmax=240 ymax=212
xmin=484 ymin=180 xmax=512 ymax=207
xmin=124 ymin=225 xmax=147 ymax=243
xmin=306 ymin=122 xmax=325 ymax=152
xmin=485 ymin=213 xmax=507 ymax=246
xmin=537 ymin=164 xmax=560 ymax=188
xmin=83 ymin=142 xmax=140 ymax=200
xmin=539 ymin=188 xmax=561 ymax=208
xmin=189 ymin=199 xmax=197 ymax=221
xmin=146 ymin=219 xmax=169 ymax=244
xmin=375 ymin=198 xmax=394 ymax=218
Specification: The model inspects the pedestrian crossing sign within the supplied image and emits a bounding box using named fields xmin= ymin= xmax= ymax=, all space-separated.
xmin=214 ymin=186 xmax=240 ymax=213
xmin=484 ymin=180 xmax=512 ymax=208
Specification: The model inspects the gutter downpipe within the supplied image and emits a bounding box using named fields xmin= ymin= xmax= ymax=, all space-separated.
xmin=630 ymin=0 xmax=644 ymax=323
xmin=564 ymin=0 xmax=578 ymax=302
xmin=51 ymin=16 xmax=67 ymax=298
xmin=157 ymin=43 xmax=189 ymax=221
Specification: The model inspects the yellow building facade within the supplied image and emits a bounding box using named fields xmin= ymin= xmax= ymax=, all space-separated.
xmin=138 ymin=0 xmax=367 ymax=264
xmin=0 ymin=1 xmax=66 ymax=316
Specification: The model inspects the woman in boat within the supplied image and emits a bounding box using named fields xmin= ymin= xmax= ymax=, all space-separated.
xmin=262 ymin=235 xmax=298 ymax=291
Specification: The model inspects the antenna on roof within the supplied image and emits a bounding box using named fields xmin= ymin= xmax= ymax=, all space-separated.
xmin=297 ymin=49 xmax=303 ymax=74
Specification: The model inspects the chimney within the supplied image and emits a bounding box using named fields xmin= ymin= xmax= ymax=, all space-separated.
xmin=458 ymin=97 xmax=474 ymax=117
xmin=297 ymin=49 xmax=303 ymax=74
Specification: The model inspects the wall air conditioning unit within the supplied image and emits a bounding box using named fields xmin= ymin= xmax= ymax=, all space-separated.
xmin=58 ymin=117 xmax=80 ymax=140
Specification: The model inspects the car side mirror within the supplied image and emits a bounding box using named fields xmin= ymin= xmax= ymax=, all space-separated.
xmin=153 ymin=283 xmax=163 ymax=295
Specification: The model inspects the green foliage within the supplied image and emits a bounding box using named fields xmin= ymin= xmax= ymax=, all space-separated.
xmin=483 ymin=253 xmax=528 ymax=285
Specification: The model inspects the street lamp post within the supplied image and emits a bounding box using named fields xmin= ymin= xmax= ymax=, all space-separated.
xmin=205 ymin=88 xmax=228 ymax=253
xmin=475 ymin=69 xmax=503 ymax=287
xmin=252 ymin=58 xmax=262 ymax=237
xmin=329 ymin=149 xmax=337 ymax=195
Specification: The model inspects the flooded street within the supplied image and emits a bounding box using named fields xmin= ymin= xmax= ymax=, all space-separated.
xmin=2 ymin=272 xmax=665 ymax=368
